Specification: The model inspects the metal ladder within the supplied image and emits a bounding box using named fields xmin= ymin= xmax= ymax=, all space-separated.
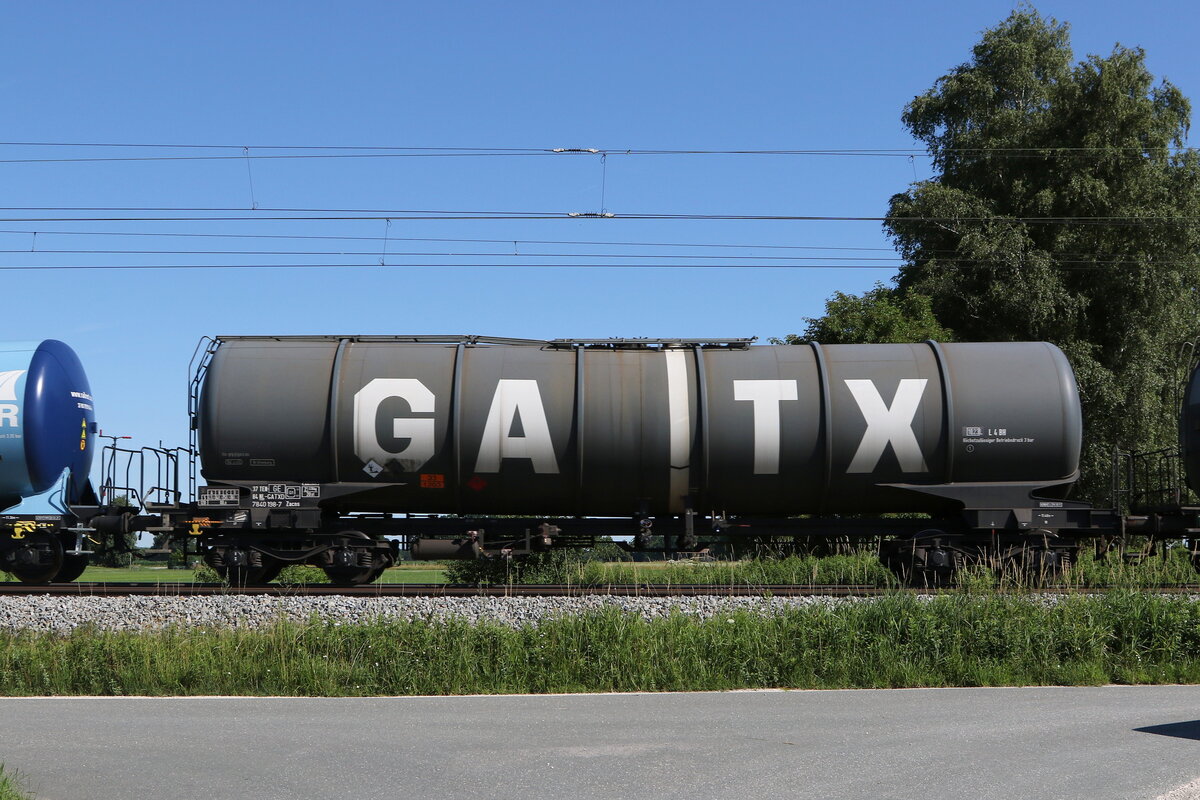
xmin=186 ymin=336 xmax=218 ymax=503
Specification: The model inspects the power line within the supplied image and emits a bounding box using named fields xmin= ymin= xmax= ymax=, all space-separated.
xmin=0 ymin=142 xmax=549 ymax=151
xmin=0 ymin=259 xmax=1178 ymax=272
xmin=0 ymin=228 xmax=1174 ymax=261
xmin=4 ymin=248 xmax=1192 ymax=267
xmin=0 ymin=211 xmax=1194 ymax=226
xmin=0 ymin=262 xmax=904 ymax=271
xmin=0 ymin=205 xmax=568 ymax=214
xmin=0 ymin=248 xmax=905 ymax=262
xmin=2 ymin=205 xmax=1199 ymax=222
xmin=0 ymin=153 xmax=559 ymax=164
xmin=0 ymin=141 xmax=1192 ymax=157
xmin=0 ymin=228 xmax=897 ymax=251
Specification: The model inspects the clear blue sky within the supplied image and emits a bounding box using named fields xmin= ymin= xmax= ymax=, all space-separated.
xmin=0 ymin=0 xmax=1196 ymax=462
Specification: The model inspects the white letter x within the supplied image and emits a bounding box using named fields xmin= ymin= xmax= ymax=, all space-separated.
xmin=844 ymin=379 xmax=928 ymax=473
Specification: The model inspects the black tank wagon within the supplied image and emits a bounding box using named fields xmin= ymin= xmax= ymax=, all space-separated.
xmin=141 ymin=334 xmax=1126 ymax=584
xmin=198 ymin=336 xmax=1082 ymax=515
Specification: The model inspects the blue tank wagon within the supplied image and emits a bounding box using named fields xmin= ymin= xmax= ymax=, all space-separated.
xmin=0 ymin=340 xmax=101 ymax=581
xmin=0 ymin=340 xmax=157 ymax=583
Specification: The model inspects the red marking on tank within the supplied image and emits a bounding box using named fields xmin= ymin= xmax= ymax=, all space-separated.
xmin=466 ymin=476 xmax=487 ymax=492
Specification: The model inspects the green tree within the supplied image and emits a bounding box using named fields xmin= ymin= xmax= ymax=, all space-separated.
xmin=776 ymin=281 xmax=952 ymax=344
xmin=885 ymin=6 xmax=1200 ymax=500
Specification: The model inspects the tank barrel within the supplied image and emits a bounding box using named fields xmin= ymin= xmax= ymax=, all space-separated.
xmin=196 ymin=337 xmax=1083 ymax=518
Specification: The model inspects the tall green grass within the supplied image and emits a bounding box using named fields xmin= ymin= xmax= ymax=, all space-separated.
xmin=1062 ymin=547 xmax=1199 ymax=587
xmin=3 ymin=592 xmax=1200 ymax=695
xmin=0 ymin=766 xmax=31 ymax=800
xmin=948 ymin=548 xmax=1200 ymax=592
xmin=446 ymin=546 xmax=1200 ymax=589
xmin=445 ymin=550 xmax=898 ymax=587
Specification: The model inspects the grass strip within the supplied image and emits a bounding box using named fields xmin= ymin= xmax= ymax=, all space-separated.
xmin=4 ymin=592 xmax=1200 ymax=695
xmin=0 ymin=766 xmax=32 ymax=800
xmin=451 ymin=547 xmax=1200 ymax=589
xmin=26 ymin=548 xmax=1200 ymax=588
xmin=447 ymin=551 xmax=900 ymax=587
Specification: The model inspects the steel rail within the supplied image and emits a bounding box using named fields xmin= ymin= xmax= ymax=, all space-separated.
xmin=0 ymin=582 xmax=881 ymax=597
xmin=2 ymin=583 xmax=1200 ymax=597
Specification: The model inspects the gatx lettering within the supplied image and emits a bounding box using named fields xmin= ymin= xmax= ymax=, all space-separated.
xmin=353 ymin=374 xmax=930 ymax=478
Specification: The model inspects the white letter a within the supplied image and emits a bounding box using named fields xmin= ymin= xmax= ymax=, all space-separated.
xmin=475 ymin=380 xmax=560 ymax=474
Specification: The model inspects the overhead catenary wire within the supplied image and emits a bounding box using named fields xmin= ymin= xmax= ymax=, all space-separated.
xmin=0 ymin=152 xmax=562 ymax=164
xmin=0 ymin=248 xmax=908 ymax=261
xmin=0 ymin=228 xmax=899 ymax=251
xmin=0 ymin=248 xmax=1188 ymax=267
xmin=0 ymin=141 xmax=1192 ymax=162
xmin=0 ymin=260 xmax=1171 ymax=272
xmin=2 ymin=143 xmax=1190 ymax=276
xmin=0 ymin=208 xmax=1195 ymax=225
xmin=0 ymin=263 xmax=902 ymax=273
xmin=0 ymin=228 xmax=1177 ymax=261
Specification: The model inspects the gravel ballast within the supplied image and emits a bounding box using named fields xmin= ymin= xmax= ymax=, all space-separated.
xmin=0 ymin=594 xmax=875 ymax=633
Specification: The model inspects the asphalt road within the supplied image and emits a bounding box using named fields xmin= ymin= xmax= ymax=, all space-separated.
xmin=2 ymin=687 xmax=1199 ymax=799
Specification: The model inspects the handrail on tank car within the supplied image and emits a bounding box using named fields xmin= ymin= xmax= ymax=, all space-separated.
xmin=1112 ymin=449 xmax=1133 ymax=516
xmin=99 ymin=445 xmax=142 ymax=510
xmin=142 ymin=444 xmax=187 ymax=507
xmin=203 ymin=334 xmax=758 ymax=349
xmin=208 ymin=334 xmax=554 ymax=346
xmin=1116 ymin=446 xmax=1199 ymax=514
xmin=545 ymin=338 xmax=756 ymax=349
xmin=98 ymin=442 xmax=186 ymax=511
xmin=1111 ymin=341 xmax=1200 ymax=515
xmin=98 ymin=433 xmax=140 ymax=509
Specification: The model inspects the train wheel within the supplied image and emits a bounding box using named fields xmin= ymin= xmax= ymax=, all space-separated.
xmin=52 ymin=554 xmax=89 ymax=583
xmin=322 ymin=531 xmax=391 ymax=585
xmin=204 ymin=545 xmax=280 ymax=586
xmin=4 ymin=535 xmax=64 ymax=584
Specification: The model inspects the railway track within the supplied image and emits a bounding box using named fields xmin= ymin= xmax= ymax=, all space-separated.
xmin=0 ymin=582 xmax=882 ymax=597
xmin=2 ymin=582 xmax=1200 ymax=597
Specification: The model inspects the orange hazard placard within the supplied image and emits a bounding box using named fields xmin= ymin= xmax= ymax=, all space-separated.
xmin=420 ymin=473 xmax=446 ymax=489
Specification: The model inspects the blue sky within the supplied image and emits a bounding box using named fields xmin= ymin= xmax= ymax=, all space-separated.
xmin=1 ymin=0 xmax=1197 ymax=464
